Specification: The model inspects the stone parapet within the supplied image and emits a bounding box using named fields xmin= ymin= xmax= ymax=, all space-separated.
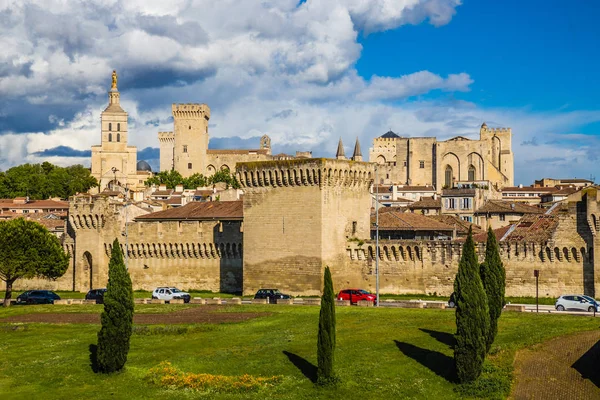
xmin=274 ymin=298 xmax=293 ymax=305
xmin=335 ymin=300 xmax=351 ymax=306
xmin=205 ymin=298 xmax=222 ymax=305
xmin=190 ymin=298 xmax=206 ymax=305
xmin=228 ymin=298 xmax=242 ymax=305
xmin=357 ymin=300 xmax=374 ymax=307
xmin=251 ymin=298 xmax=268 ymax=305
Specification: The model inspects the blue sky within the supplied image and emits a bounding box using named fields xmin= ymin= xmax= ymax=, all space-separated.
xmin=0 ymin=0 xmax=599 ymax=184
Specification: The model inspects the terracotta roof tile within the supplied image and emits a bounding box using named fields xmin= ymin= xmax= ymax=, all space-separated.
xmin=474 ymin=200 xmax=544 ymax=215
xmin=152 ymin=190 xmax=173 ymax=196
xmin=206 ymin=149 xmax=269 ymax=155
xmin=0 ymin=199 xmax=69 ymax=210
xmin=407 ymin=196 xmax=441 ymax=209
xmin=136 ymin=201 xmax=243 ymax=221
xmin=371 ymin=211 xmax=453 ymax=231
xmin=429 ymin=215 xmax=483 ymax=235
xmin=395 ymin=185 xmax=436 ymax=192
xmin=502 ymin=186 xmax=558 ymax=193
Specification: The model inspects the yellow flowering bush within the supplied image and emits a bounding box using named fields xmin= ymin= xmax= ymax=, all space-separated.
xmin=147 ymin=362 xmax=282 ymax=393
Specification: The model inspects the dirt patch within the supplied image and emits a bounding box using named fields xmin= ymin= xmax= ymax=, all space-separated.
xmin=1 ymin=305 xmax=269 ymax=325
xmin=511 ymin=330 xmax=600 ymax=400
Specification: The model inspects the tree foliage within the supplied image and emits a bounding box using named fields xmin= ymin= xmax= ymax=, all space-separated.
xmin=0 ymin=162 xmax=97 ymax=199
xmin=317 ymin=266 xmax=337 ymax=385
xmin=96 ymin=238 xmax=134 ymax=373
xmin=144 ymin=169 xmax=240 ymax=189
xmin=454 ymin=228 xmax=489 ymax=383
xmin=480 ymin=227 xmax=506 ymax=353
xmin=0 ymin=218 xmax=69 ymax=306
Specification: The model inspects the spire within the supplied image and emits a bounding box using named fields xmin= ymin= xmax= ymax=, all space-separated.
xmin=105 ymin=70 xmax=124 ymax=112
xmin=336 ymin=137 xmax=346 ymax=160
xmin=352 ymin=137 xmax=363 ymax=162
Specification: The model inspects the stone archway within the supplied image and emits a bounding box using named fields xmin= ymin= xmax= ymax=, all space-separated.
xmin=83 ymin=251 xmax=93 ymax=290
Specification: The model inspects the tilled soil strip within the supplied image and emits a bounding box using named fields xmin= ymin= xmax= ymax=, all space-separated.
xmin=1 ymin=306 xmax=270 ymax=324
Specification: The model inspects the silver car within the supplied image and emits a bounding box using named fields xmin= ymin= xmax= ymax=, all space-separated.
xmin=555 ymin=295 xmax=599 ymax=312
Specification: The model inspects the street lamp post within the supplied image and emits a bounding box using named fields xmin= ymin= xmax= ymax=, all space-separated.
xmin=124 ymin=186 xmax=129 ymax=270
xmin=375 ymin=165 xmax=380 ymax=307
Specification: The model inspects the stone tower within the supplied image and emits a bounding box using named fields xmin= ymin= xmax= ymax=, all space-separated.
xmin=352 ymin=137 xmax=363 ymax=162
xmin=237 ymin=158 xmax=374 ymax=295
xmin=91 ymin=70 xmax=139 ymax=192
xmin=479 ymin=122 xmax=514 ymax=186
xmin=172 ymin=103 xmax=211 ymax=178
xmin=336 ymin=138 xmax=346 ymax=160
xmin=158 ymin=131 xmax=175 ymax=171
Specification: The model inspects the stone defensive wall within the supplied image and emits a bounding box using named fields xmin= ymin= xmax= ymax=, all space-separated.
xmin=339 ymin=239 xmax=593 ymax=298
xmin=237 ymin=158 xmax=375 ymax=296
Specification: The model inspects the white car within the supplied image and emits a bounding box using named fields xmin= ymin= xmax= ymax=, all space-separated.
xmin=555 ymin=294 xmax=599 ymax=312
xmin=152 ymin=287 xmax=191 ymax=303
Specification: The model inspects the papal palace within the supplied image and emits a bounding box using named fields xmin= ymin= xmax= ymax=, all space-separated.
xmin=12 ymin=71 xmax=600 ymax=298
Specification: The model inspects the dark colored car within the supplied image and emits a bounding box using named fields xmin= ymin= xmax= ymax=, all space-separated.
xmin=16 ymin=290 xmax=60 ymax=305
xmin=337 ymin=289 xmax=376 ymax=305
xmin=85 ymin=288 xmax=107 ymax=304
xmin=254 ymin=289 xmax=291 ymax=304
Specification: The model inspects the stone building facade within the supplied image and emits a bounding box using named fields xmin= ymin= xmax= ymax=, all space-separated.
xmin=369 ymin=123 xmax=514 ymax=191
xmin=90 ymin=71 xmax=150 ymax=195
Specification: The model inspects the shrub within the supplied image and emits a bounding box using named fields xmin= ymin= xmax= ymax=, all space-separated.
xmin=96 ymin=238 xmax=134 ymax=373
xmin=317 ymin=266 xmax=337 ymax=385
xmin=147 ymin=362 xmax=282 ymax=392
xmin=480 ymin=227 xmax=505 ymax=353
xmin=454 ymin=228 xmax=490 ymax=383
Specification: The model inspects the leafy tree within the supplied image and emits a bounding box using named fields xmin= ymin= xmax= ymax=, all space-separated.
xmin=454 ymin=227 xmax=489 ymax=383
xmin=144 ymin=170 xmax=184 ymax=189
xmin=183 ymin=173 xmax=208 ymax=189
xmin=0 ymin=218 xmax=69 ymax=306
xmin=209 ymin=169 xmax=240 ymax=189
xmin=0 ymin=163 xmax=97 ymax=199
xmin=96 ymin=238 xmax=134 ymax=373
xmin=317 ymin=266 xmax=337 ymax=385
xmin=480 ymin=227 xmax=506 ymax=353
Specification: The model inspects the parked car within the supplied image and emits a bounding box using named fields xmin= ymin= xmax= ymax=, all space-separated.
xmin=254 ymin=289 xmax=291 ymax=303
xmin=447 ymin=292 xmax=456 ymax=308
xmin=85 ymin=288 xmax=107 ymax=304
xmin=16 ymin=290 xmax=60 ymax=305
xmin=152 ymin=287 xmax=191 ymax=303
xmin=555 ymin=294 xmax=599 ymax=312
xmin=337 ymin=289 xmax=376 ymax=305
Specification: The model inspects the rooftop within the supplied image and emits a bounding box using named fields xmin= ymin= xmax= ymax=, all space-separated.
xmin=474 ymin=200 xmax=545 ymax=215
xmin=136 ymin=200 xmax=243 ymax=221
xmin=407 ymin=196 xmax=441 ymax=209
xmin=371 ymin=210 xmax=453 ymax=232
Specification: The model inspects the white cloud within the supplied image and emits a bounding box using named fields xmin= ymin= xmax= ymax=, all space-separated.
xmin=0 ymin=0 xmax=598 ymax=185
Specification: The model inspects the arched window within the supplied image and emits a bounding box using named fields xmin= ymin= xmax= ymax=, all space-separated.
xmin=468 ymin=165 xmax=476 ymax=181
xmin=117 ymin=133 xmax=120 ymax=142
xmin=108 ymin=133 xmax=112 ymax=142
xmin=117 ymin=123 xmax=120 ymax=131
xmin=445 ymin=166 xmax=453 ymax=188
xmin=108 ymin=123 xmax=112 ymax=131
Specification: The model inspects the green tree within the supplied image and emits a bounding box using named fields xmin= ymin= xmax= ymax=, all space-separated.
xmin=144 ymin=170 xmax=184 ymax=189
xmin=454 ymin=227 xmax=489 ymax=383
xmin=0 ymin=163 xmax=97 ymax=199
xmin=209 ymin=169 xmax=241 ymax=189
xmin=183 ymin=173 xmax=208 ymax=189
xmin=317 ymin=266 xmax=337 ymax=385
xmin=480 ymin=227 xmax=505 ymax=353
xmin=96 ymin=238 xmax=134 ymax=373
xmin=0 ymin=218 xmax=69 ymax=306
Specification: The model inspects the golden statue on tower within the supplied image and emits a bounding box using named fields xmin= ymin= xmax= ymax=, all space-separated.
xmin=111 ymin=70 xmax=117 ymax=90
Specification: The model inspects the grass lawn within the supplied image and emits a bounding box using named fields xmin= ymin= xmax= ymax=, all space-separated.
xmin=0 ymin=305 xmax=597 ymax=399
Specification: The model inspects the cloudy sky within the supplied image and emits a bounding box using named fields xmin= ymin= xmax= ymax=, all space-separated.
xmin=1 ymin=0 xmax=599 ymax=185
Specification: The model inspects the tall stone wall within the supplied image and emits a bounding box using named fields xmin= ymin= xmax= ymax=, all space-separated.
xmin=237 ymin=158 xmax=374 ymax=296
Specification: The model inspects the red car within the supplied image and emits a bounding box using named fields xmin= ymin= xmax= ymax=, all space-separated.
xmin=337 ymin=289 xmax=376 ymax=305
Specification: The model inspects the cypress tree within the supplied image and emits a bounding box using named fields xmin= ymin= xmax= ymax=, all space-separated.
xmin=454 ymin=227 xmax=489 ymax=383
xmin=317 ymin=266 xmax=336 ymax=385
xmin=480 ymin=227 xmax=505 ymax=353
xmin=96 ymin=238 xmax=134 ymax=373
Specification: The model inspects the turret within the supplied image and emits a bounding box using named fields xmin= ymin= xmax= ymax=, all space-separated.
xmin=352 ymin=137 xmax=363 ymax=162
xmin=336 ymin=138 xmax=346 ymax=160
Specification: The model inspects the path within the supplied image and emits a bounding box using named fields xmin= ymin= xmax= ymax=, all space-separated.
xmin=511 ymin=330 xmax=600 ymax=400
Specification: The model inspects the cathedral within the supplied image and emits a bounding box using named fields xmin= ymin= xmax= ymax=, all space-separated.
xmin=90 ymin=71 xmax=151 ymax=197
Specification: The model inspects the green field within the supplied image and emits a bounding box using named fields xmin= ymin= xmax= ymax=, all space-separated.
xmin=0 ymin=304 xmax=597 ymax=399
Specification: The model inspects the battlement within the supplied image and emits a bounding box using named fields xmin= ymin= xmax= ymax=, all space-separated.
xmin=236 ymin=158 xmax=374 ymax=189
xmin=481 ymin=126 xmax=512 ymax=135
xmin=171 ymin=103 xmax=210 ymax=120
xmin=158 ymin=131 xmax=174 ymax=142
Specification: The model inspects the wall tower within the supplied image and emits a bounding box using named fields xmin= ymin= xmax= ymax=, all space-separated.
xmin=172 ymin=103 xmax=210 ymax=178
